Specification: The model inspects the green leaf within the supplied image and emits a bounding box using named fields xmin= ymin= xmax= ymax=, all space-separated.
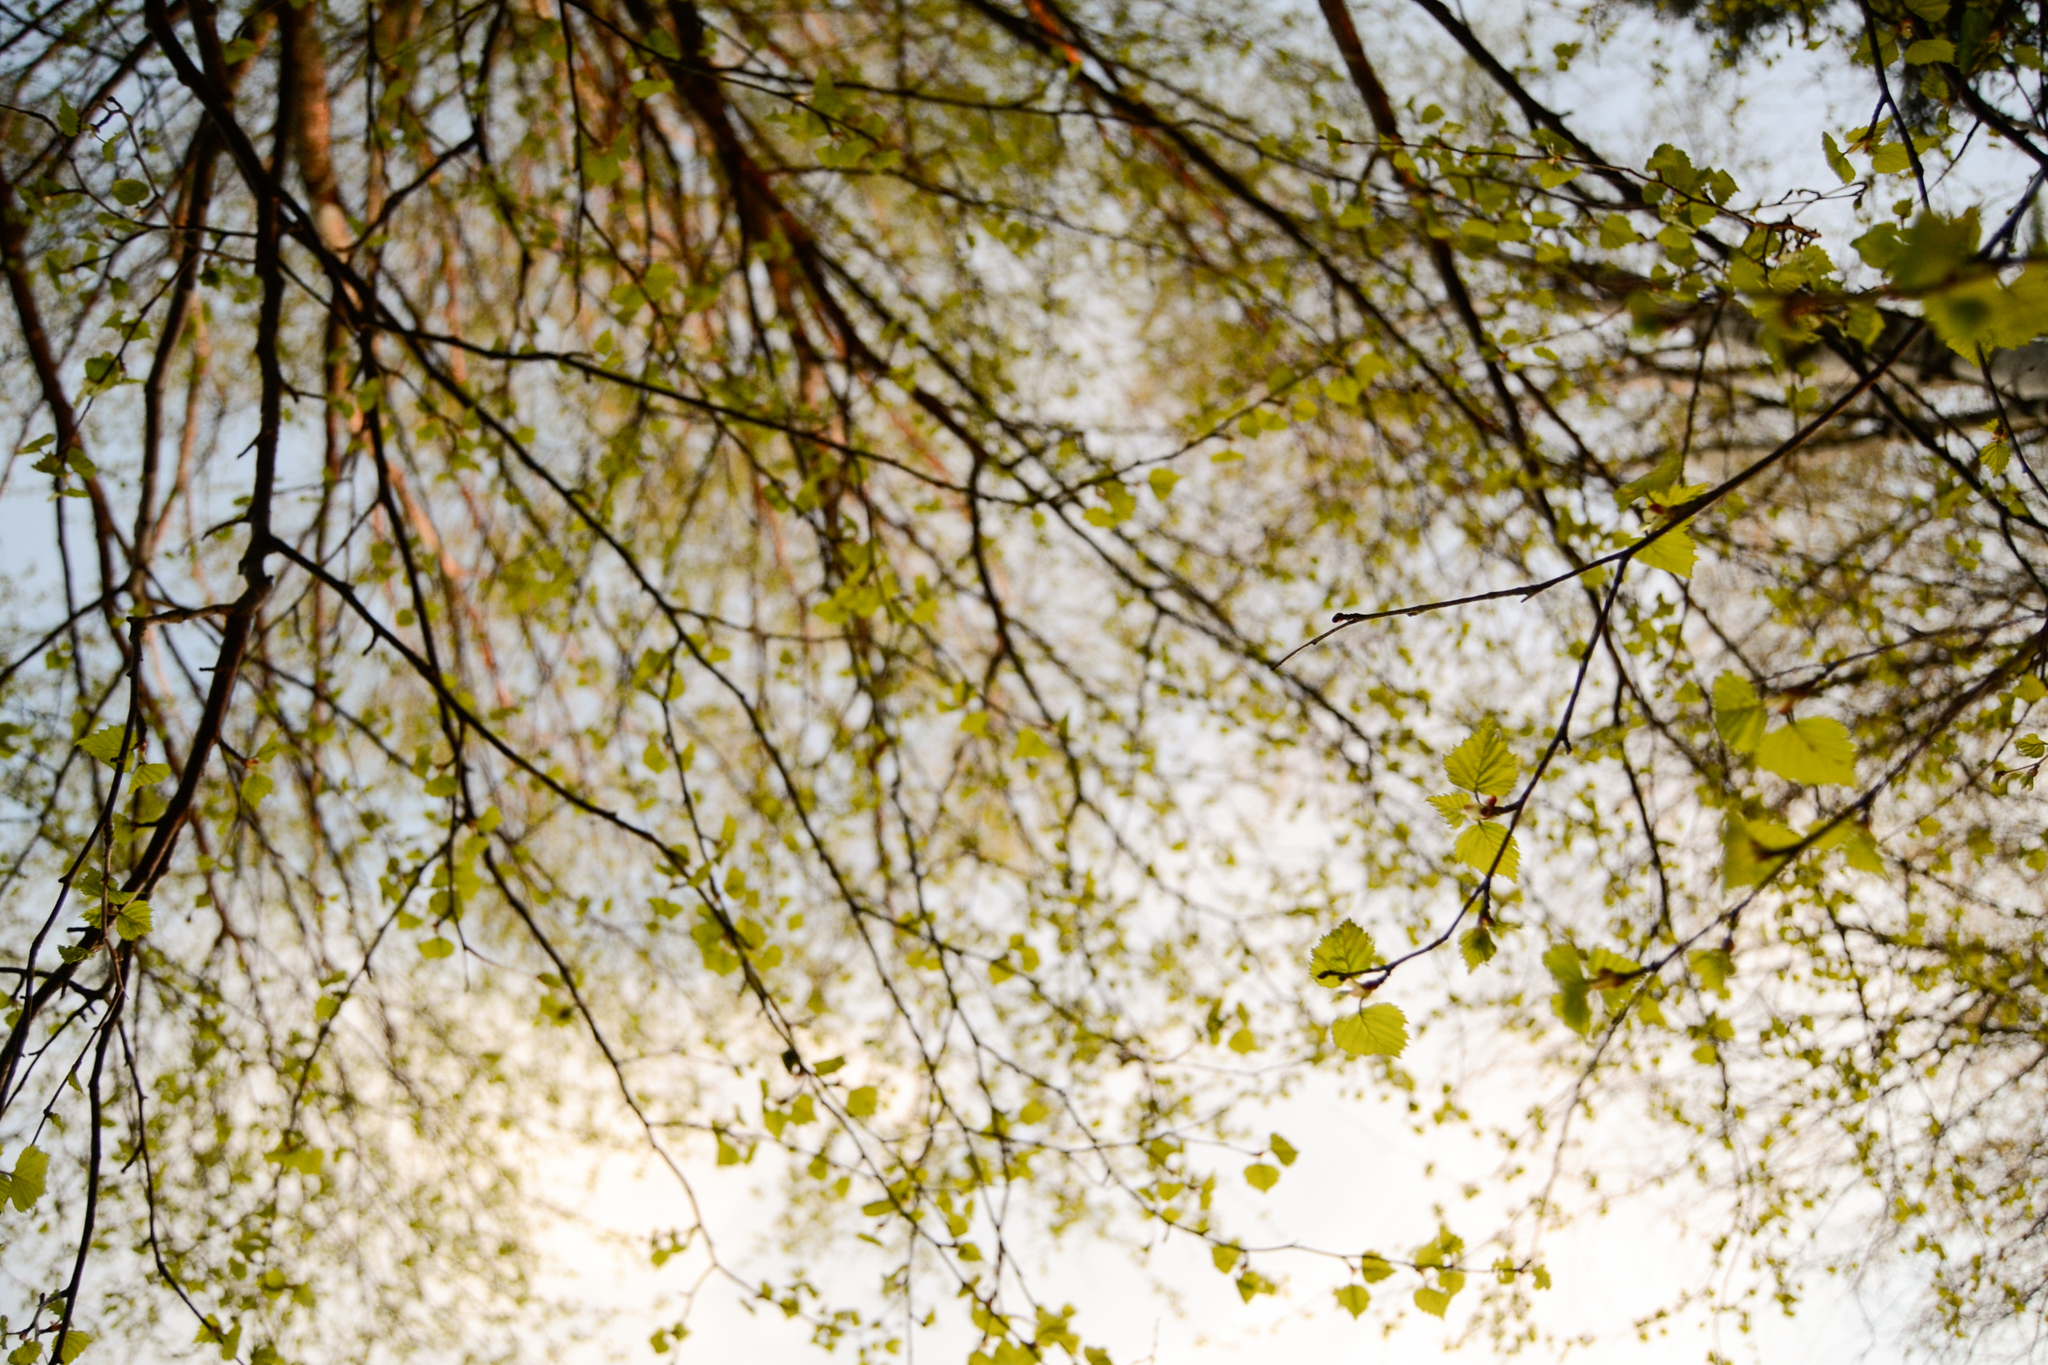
xmin=110 ymin=178 xmax=149 ymax=206
xmin=1890 ymin=211 xmax=1979 ymax=292
xmin=1270 ymin=1133 xmax=1298 ymax=1166
xmin=846 ymin=1086 xmax=877 ymax=1117
xmin=1723 ymin=815 xmax=1801 ymax=887
xmin=239 ymin=770 xmax=274 ymax=808
xmin=56 ymin=97 xmax=79 ymax=137
xmin=1599 ymin=215 xmax=1642 ymax=248
xmin=1615 ymin=449 xmax=1683 ymax=506
xmin=1359 ymin=1253 xmax=1395 ymax=1282
xmin=264 ymin=1143 xmax=324 ymax=1177
xmin=1635 ymin=524 xmax=1696 ymax=576
xmin=1837 ymin=822 xmax=1884 ymax=873
xmin=55 ymin=1334 xmax=92 ymax=1365
xmin=1452 ymin=822 xmax=1520 ymax=880
xmin=131 ymin=762 xmax=172 ymax=785
xmin=1147 ymin=468 xmax=1179 ymax=500
xmin=1310 ymin=919 xmax=1379 ymax=986
xmin=1013 ymin=730 xmax=1052 ymax=760
xmin=1458 ymin=926 xmax=1496 ymax=971
xmin=1586 ymin=946 xmax=1639 ymax=986
xmin=1243 ymin=1162 xmax=1280 ymax=1191
xmin=419 ymin=936 xmax=455 ymax=959
xmin=1712 ymin=672 xmax=1766 ymax=753
xmin=1331 ymin=1002 xmax=1407 ymax=1057
xmin=7 ymin=1144 xmax=48 ymax=1211
xmin=1425 ymin=792 xmax=1468 ymax=828
xmin=1755 ymin=717 xmax=1857 ymax=786
xmin=1443 ymin=720 xmax=1518 ymax=796
xmin=114 ymin=899 xmax=151 ymax=941
xmin=1903 ymin=37 xmax=1955 ymax=63
xmin=1551 ymin=981 xmax=1591 ymax=1035
xmin=1334 ymin=1284 xmax=1372 ymax=1318
xmin=1544 ymin=943 xmax=1590 ymax=1033
xmin=1923 ymin=261 xmax=2048 ymax=355
xmin=1689 ymin=947 xmax=1735 ymax=996
xmin=1823 ymin=132 xmax=1856 ymax=184
xmin=1414 ymin=1287 xmax=1451 ymax=1318
xmin=1212 ymin=1243 xmax=1241 ymax=1272
xmin=75 ymin=726 xmax=127 ymax=766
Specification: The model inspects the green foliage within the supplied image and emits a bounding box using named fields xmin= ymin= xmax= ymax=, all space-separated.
xmin=1453 ymin=822 xmax=1522 ymax=880
xmin=4 ymin=0 xmax=2047 ymax=1354
xmin=1443 ymin=720 xmax=1519 ymax=797
xmin=1754 ymin=716 xmax=1858 ymax=786
xmin=1309 ymin=920 xmax=1380 ymax=986
xmin=0 ymin=1145 xmax=48 ymax=1212
xmin=1332 ymin=1004 xmax=1408 ymax=1057
xmin=1712 ymin=672 xmax=1767 ymax=753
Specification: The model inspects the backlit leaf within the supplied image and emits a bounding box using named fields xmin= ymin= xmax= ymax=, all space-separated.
xmin=1722 ymin=815 xmax=1801 ymax=887
xmin=1755 ymin=717 xmax=1857 ymax=786
xmin=1635 ymin=524 xmax=1696 ymax=576
xmin=6 ymin=1145 xmax=48 ymax=1211
xmin=1712 ymin=672 xmax=1766 ymax=753
xmin=1444 ymin=720 xmax=1518 ymax=796
xmin=1453 ymin=822 xmax=1520 ymax=880
xmin=1310 ymin=919 xmax=1379 ymax=986
xmin=1331 ymin=1003 xmax=1407 ymax=1057
xmin=76 ymin=726 xmax=127 ymax=765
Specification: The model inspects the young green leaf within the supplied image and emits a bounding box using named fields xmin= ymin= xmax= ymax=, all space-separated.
xmin=1444 ymin=720 xmax=1518 ymax=797
xmin=1712 ymin=672 xmax=1766 ymax=753
xmin=1615 ymin=449 xmax=1683 ymax=506
xmin=75 ymin=726 xmax=128 ymax=766
xmin=1310 ymin=919 xmax=1380 ymax=986
xmin=1331 ymin=1003 xmax=1407 ymax=1057
xmin=1823 ymin=132 xmax=1856 ymax=184
xmin=1334 ymin=1284 xmax=1371 ymax=1318
xmin=1635 ymin=524 xmax=1696 ymax=576
xmin=5 ymin=1145 xmax=48 ymax=1211
xmin=1425 ymin=792 xmax=1469 ymax=828
xmin=1243 ymin=1163 xmax=1280 ymax=1191
xmin=1722 ymin=815 xmax=1800 ymax=887
xmin=1755 ymin=717 xmax=1857 ymax=786
xmin=114 ymin=899 xmax=151 ymax=941
xmin=1453 ymin=822 xmax=1520 ymax=880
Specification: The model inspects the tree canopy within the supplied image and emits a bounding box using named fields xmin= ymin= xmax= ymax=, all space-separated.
xmin=3 ymin=0 xmax=2048 ymax=1358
